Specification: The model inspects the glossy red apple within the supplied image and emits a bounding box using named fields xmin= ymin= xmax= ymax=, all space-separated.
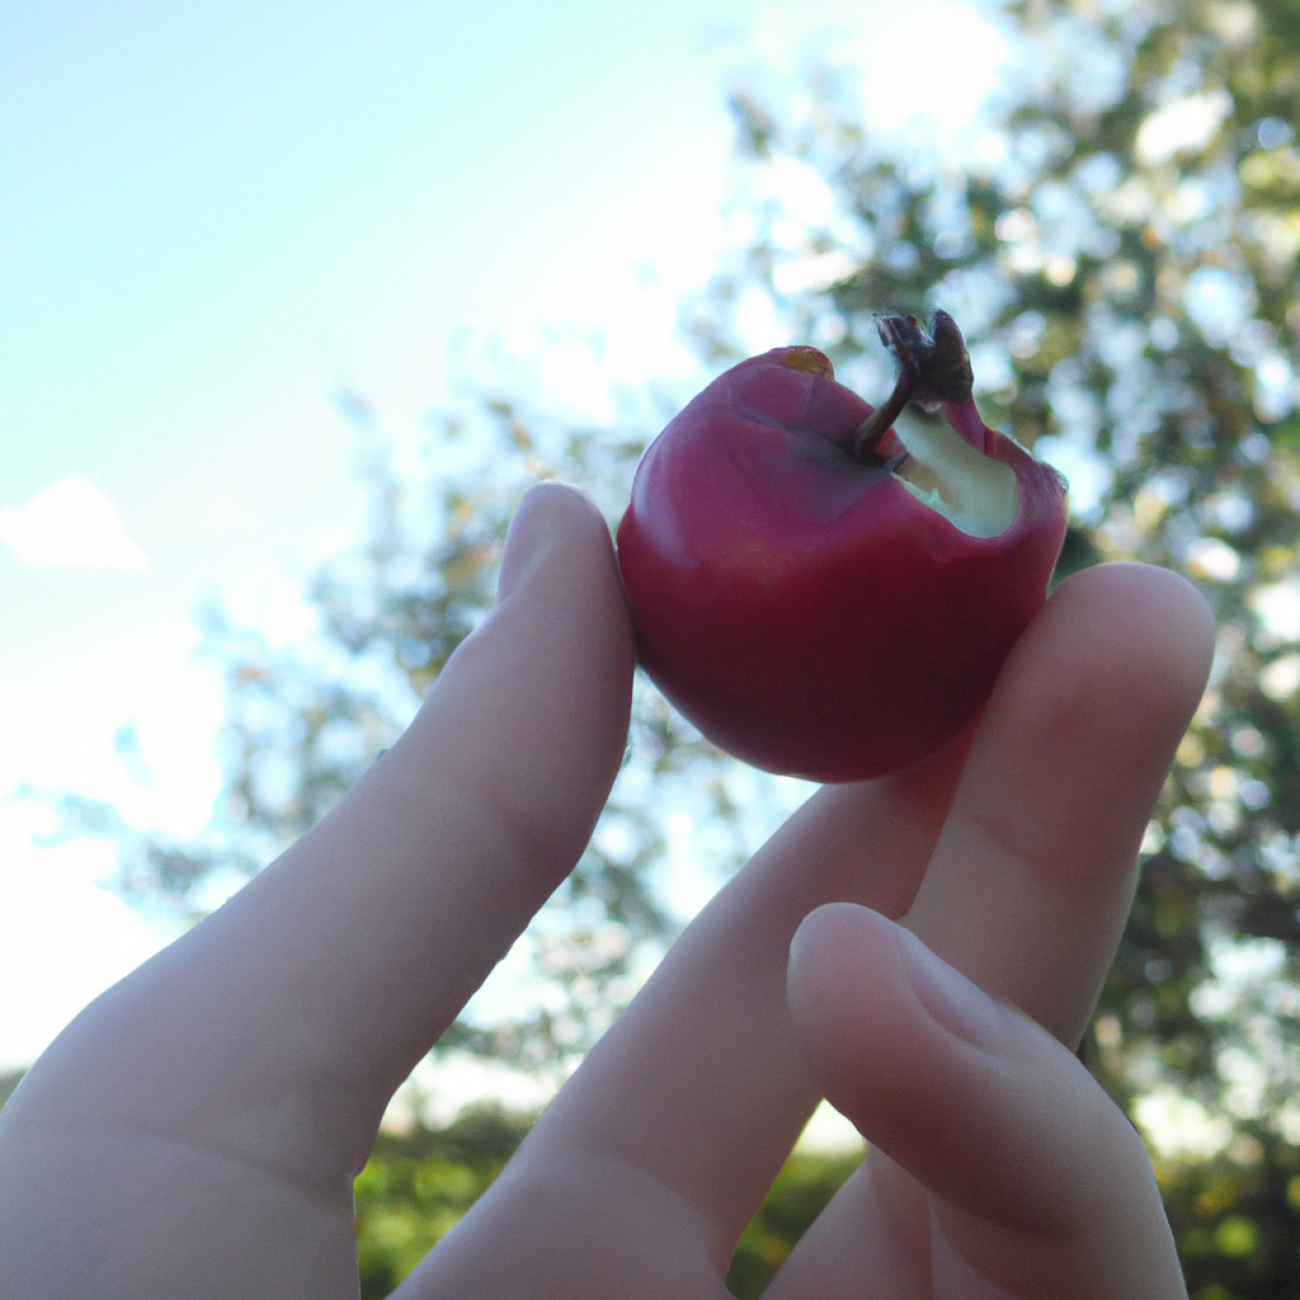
xmin=615 ymin=311 xmax=1069 ymax=782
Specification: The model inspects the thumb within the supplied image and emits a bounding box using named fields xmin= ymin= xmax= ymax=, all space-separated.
xmin=786 ymin=903 xmax=1185 ymax=1297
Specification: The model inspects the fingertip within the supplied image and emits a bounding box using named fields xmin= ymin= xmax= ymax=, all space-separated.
xmin=787 ymin=906 xmax=1116 ymax=1237
xmin=789 ymin=899 xmax=861 ymax=963
xmin=787 ymin=904 xmax=926 ymax=1109
xmin=965 ymin=560 xmax=1215 ymax=872
xmin=386 ymin=477 xmax=633 ymax=872
xmin=488 ymin=479 xmax=636 ymax=736
xmin=788 ymin=902 xmax=889 ymax=1000
xmin=498 ymin=480 xmax=617 ymax=604
xmin=789 ymin=905 xmax=1020 ymax=1108
xmin=787 ymin=902 xmax=871 ymax=1047
xmin=1045 ymin=561 xmax=1215 ymax=703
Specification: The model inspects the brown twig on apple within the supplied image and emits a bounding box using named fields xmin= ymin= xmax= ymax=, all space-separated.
xmin=851 ymin=310 xmax=976 ymax=462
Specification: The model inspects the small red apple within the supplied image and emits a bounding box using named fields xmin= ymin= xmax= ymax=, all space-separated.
xmin=615 ymin=311 xmax=1069 ymax=782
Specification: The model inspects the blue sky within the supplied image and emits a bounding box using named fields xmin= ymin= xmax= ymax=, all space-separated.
xmin=0 ymin=0 xmax=1007 ymax=1086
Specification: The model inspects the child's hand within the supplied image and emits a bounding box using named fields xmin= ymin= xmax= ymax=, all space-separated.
xmin=0 ymin=482 xmax=1209 ymax=1298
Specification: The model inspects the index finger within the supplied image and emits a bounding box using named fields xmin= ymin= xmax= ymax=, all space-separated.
xmin=15 ymin=482 xmax=635 ymax=1178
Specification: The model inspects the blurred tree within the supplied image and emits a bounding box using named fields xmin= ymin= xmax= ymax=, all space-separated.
xmin=724 ymin=1150 xmax=866 ymax=1299
xmin=354 ymin=1105 xmax=535 ymax=1299
xmin=33 ymin=0 xmax=1300 ymax=1291
xmin=348 ymin=1101 xmax=859 ymax=1300
xmin=693 ymin=0 xmax=1300 ymax=1289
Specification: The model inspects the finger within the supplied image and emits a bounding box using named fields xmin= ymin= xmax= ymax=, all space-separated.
xmin=12 ymin=481 xmax=634 ymax=1177
xmin=428 ymin=562 xmax=1208 ymax=1287
xmin=771 ymin=904 xmax=1185 ymax=1299
xmin=904 ymin=562 xmax=1214 ymax=1044
xmin=414 ymin=728 xmax=971 ymax=1293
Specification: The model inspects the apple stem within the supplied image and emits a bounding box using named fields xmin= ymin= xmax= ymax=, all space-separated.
xmin=851 ymin=367 xmax=918 ymax=461
xmin=851 ymin=310 xmax=977 ymax=464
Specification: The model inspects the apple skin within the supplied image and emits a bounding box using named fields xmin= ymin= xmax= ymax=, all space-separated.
xmin=615 ymin=345 xmax=1069 ymax=783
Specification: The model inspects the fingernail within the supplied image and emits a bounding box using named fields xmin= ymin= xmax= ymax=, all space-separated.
xmin=897 ymin=926 xmax=1011 ymax=1049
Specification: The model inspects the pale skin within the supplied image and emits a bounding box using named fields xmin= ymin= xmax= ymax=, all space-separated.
xmin=0 ymin=481 xmax=1214 ymax=1298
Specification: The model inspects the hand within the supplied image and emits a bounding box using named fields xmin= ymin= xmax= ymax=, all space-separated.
xmin=0 ymin=482 xmax=1211 ymax=1298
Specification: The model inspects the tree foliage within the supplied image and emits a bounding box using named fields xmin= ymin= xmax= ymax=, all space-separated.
xmin=36 ymin=0 xmax=1300 ymax=1291
xmin=354 ymin=1106 xmax=535 ymax=1299
xmin=347 ymin=1100 xmax=859 ymax=1300
xmin=696 ymin=1 xmax=1300 ymax=1288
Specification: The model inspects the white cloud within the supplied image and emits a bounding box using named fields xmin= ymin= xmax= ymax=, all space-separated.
xmin=0 ymin=811 xmax=168 ymax=1071
xmin=0 ymin=476 xmax=148 ymax=570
